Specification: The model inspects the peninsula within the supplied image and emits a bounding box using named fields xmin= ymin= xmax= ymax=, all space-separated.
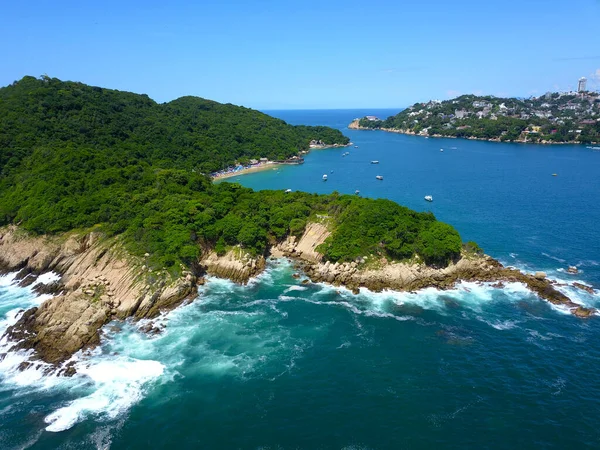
xmin=0 ymin=76 xmax=594 ymax=373
xmin=351 ymin=92 xmax=600 ymax=144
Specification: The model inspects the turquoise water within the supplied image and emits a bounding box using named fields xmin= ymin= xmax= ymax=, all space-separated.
xmin=1 ymin=110 xmax=600 ymax=449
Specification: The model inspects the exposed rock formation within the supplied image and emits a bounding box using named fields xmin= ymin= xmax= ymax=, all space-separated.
xmin=272 ymin=222 xmax=330 ymax=263
xmin=200 ymin=247 xmax=265 ymax=284
xmin=269 ymin=223 xmax=596 ymax=318
xmin=0 ymin=226 xmax=198 ymax=366
xmin=348 ymin=119 xmax=361 ymax=130
xmin=299 ymin=255 xmax=595 ymax=317
xmin=1 ymin=220 xmax=596 ymax=370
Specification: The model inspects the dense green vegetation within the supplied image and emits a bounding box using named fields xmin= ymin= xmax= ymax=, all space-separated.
xmin=359 ymin=93 xmax=600 ymax=143
xmin=0 ymin=76 xmax=464 ymax=272
xmin=316 ymin=197 xmax=461 ymax=266
xmin=0 ymin=75 xmax=348 ymax=176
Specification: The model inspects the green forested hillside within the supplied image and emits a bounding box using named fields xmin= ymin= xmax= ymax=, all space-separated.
xmin=0 ymin=75 xmax=348 ymax=175
xmin=359 ymin=93 xmax=600 ymax=143
xmin=0 ymin=76 xmax=463 ymax=272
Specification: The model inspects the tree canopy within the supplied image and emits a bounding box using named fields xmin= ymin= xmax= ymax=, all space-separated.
xmin=0 ymin=76 xmax=464 ymax=273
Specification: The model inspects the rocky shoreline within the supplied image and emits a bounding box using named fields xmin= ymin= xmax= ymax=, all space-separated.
xmin=0 ymin=226 xmax=200 ymax=369
xmin=0 ymin=223 xmax=596 ymax=374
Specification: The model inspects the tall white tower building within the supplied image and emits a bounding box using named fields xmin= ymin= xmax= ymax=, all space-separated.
xmin=578 ymin=77 xmax=587 ymax=92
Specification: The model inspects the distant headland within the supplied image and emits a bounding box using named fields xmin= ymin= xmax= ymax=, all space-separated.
xmin=350 ymin=91 xmax=600 ymax=145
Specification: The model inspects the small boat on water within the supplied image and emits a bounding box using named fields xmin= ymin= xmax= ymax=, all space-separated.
xmin=371 ymin=160 xmax=379 ymax=164
xmin=355 ymin=190 xmax=360 ymax=195
xmin=376 ymin=175 xmax=383 ymax=180
xmin=440 ymin=148 xmax=444 ymax=152
xmin=322 ymin=174 xmax=328 ymax=181
xmin=552 ymin=173 xmax=557 ymax=176
xmin=285 ymin=189 xmax=292 ymax=193
xmin=424 ymin=195 xmax=433 ymax=202
xmin=331 ymin=170 xmax=334 ymax=173
xmin=354 ymin=145 xmax=359 ymax=148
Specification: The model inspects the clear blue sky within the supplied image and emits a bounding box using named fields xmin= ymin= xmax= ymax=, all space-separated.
xmin=2 ymin=0 xmax=600 ymax=109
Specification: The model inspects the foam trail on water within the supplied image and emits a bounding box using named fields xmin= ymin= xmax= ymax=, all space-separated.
xmin=44 ymin=357 xmax=165 ymax=432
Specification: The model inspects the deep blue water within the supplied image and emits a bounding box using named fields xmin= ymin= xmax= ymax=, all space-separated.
xmin=0 ymin=110 xmax=599 ymax=449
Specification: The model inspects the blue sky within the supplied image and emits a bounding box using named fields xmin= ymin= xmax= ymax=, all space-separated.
xmin=2 ymin=0 xmax=600 ymax=109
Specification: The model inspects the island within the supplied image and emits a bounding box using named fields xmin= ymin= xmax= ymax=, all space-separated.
xmin=0 ymin=76 xmax=594 ymax=374
xmin=350 ymin=92 xmax=600 ymax=144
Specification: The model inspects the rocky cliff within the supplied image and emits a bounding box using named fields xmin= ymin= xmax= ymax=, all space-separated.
xmin=271 ymin=222 xmax=330 ymax=262
xmin=1 ymin=221 xmax=595 ymax=370
xmin=200 ymin=247 xmax=266 ymax=284
xmin=0 ymin=226 xmax=198 ymax=366
xmin=270 ymin=223 xmax=595 ymax=318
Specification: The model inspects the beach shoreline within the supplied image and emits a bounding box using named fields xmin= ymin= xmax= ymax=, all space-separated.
xmin=212 ymin=141 xmax=352 ymax=181
xmin=212 ymin=162 xmax=282 ymax=181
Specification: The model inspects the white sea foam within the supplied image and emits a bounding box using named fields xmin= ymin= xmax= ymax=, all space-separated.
xmin=0 ymin=273 xmax=18 ymax=288
xmin=36 ymin=272 xmax=61 ymax=285
xmin=541 ymin=252 xmax=567 ymax=264
xmin=283 ymin=285 xmax=308 ymax=293
xmin=44 ymin=357 xmax=165 ymax=432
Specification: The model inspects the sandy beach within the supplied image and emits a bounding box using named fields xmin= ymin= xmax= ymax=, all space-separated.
xmin=212 ymin=162 xmax=281 ymax=181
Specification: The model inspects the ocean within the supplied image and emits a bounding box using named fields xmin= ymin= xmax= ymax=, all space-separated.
xmin=1 ymin=109 xmax=599 ymax=449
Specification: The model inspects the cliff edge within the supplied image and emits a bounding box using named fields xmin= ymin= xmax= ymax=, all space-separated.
xmin=0 ymin=226 xmax=198 ymax=366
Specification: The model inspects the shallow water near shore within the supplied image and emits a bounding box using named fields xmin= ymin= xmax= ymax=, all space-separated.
xmin=1 ymin=109 xmax=600 ymax=449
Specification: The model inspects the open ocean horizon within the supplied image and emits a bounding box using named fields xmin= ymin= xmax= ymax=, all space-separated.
xmin=1 ymin=109 xmax=600 ymax=449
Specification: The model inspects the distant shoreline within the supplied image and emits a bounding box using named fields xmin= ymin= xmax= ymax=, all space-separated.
xmin=348 ymin=120 xmax=597 ymax=146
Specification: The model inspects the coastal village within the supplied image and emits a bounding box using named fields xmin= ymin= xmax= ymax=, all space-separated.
xmin=355 ymin=79 xmax=600 ymax=144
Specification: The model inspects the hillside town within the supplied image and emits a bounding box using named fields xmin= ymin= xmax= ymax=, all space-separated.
xmin=357 ymin=79 xmax=600 ymax=144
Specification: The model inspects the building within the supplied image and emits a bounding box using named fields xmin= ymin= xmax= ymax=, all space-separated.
xmin=365 ymin=115 xmax=379 ymax=121
xmin=578 ymin=77 xmax=587 ymax=93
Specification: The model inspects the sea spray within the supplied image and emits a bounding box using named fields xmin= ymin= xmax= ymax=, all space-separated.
xmin=0 ymin=258 xmax=599 ymax=446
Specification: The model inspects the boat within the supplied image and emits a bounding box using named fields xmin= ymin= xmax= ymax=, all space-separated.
xmin=440 ymin=148 xmax=444 ymax=152
xmin=331 ymin=170 xmax=334 ymax=173
xmin=424 ymin=195 xmax=433 ymax=202
xmin=285 ymin=189 xmax=292 ymax=193
xmin=552 ymin=173 xmax=557 ymax=176
xmin=354 ymin=145 xmax=359 ymax=148
xmin=322 ymin=174 xmax=328 ymax=181
xmin=371 ymin=160 xmax=379 ymax=164
xmin=376 ymin=175 xmax=383 ymax=180
xmin=355 ymin=190 xmax=360 ymax=195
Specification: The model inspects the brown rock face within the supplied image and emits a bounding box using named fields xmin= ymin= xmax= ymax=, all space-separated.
xmin=0 ymin=226 xmax=198 ymax=366
xmin=200 ymin=248 xmax=266 ymax=284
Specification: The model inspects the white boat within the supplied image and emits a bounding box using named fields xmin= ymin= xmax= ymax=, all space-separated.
xmin=424 ymin=195 xmax=433 ymax=202
xmin=322 ymin=174 xmax=328 ymax=181
xmin=355 ymin=190 xmax=360 ymax=195
xmin=376 ymin=175 xmax=383 ymax=180
xmin=371 ymin=160 xmax=379 ymax=164
xmin=354 ymin=145 xmax=359 ymax=148
xmin=440 ymin=148 xmax=444 ymax=152
xmin=285 ymin=189 xmax=292 ymax=193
